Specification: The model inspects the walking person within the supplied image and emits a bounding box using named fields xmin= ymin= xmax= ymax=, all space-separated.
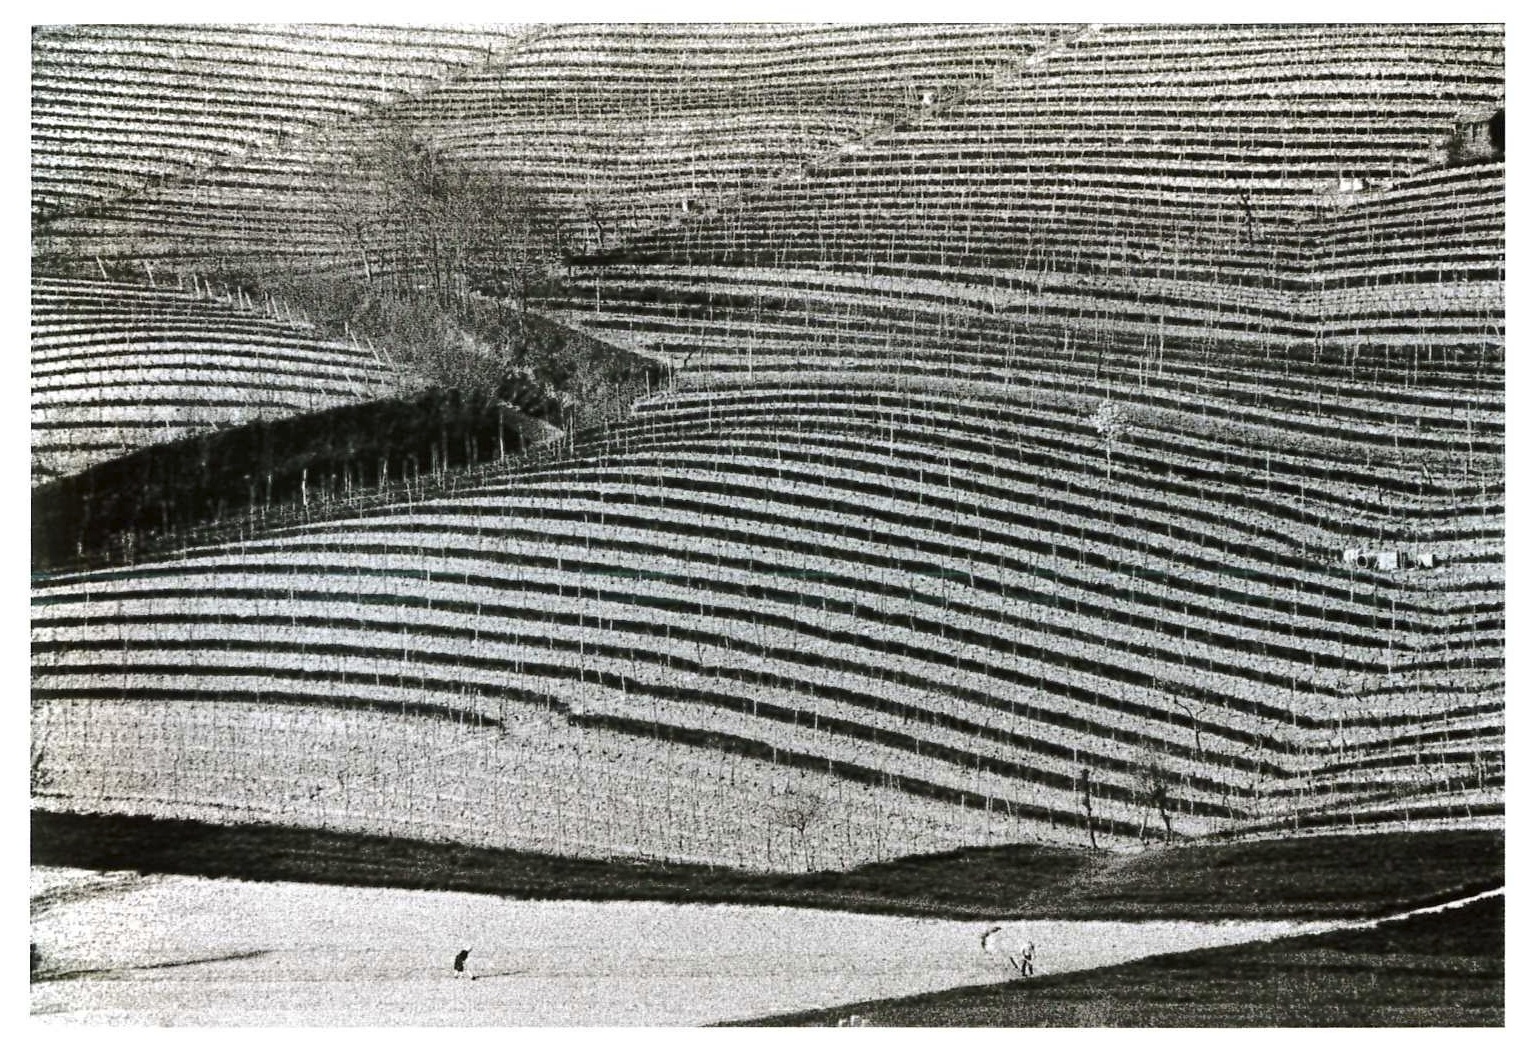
xmin=1018 ymin=941 xmax=1036 ymax=978
xmin=454 ymin=948 xmax=472 ymax=980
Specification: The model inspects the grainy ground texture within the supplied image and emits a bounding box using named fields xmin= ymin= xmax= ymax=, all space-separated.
xmin=732 ymin=893 xmax=1504 ymax=1026
xmin=31 ymin=814 xmax=1502 ymax=1026
xmin=31 ymin=864 xmax=1350 ymax=1027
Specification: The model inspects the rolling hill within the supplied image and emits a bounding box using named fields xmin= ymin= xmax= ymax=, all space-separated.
xmin=31 ymin=23 xmax=1503 ymax=884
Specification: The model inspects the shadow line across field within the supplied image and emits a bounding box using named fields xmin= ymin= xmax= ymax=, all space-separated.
xmin=31 ymin=811 xmax=1503 ymax=922
xmin=723 ymin=894 xmax=1505 ymax=1027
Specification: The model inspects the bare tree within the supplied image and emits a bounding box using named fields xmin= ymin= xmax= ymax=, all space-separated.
xmin=1089 ymin=399 xmax=1130 ymax=480
xmin=582 ymin=194 xmax=610 ymax=251
xmin=770 ymin=787 xmax=828 ymax=871
xmin=310 ymin=134 xmax=392 ymax=286
xmin=1131 ymin=749 xmax=1174 ymax=845
xmin=1079 ymin=767 xmax=1099 ymax=850
xmin=312 ymin=123 xmax=561 ymax=312
xmin=30 ymin=744 xmax=52 ymax=797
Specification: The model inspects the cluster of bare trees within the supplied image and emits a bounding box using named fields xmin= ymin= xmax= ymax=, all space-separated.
xmin=190 ymin=124 xmax=579 ymax=390
xmin=316 ymin=125 xmax=563 ymax=312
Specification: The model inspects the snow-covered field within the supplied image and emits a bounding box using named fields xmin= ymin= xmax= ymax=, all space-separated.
xmin=30 ymin=867 xmax=1346 ymax=1026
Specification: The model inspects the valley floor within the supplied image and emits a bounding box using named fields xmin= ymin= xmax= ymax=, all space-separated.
xmin=731 ymin=892 xmax=1505 ymax=1027
xmin=30 ymin=813 xmax=1503 ymax=1026
xmin=30 ymin=865 xmax=1353 ymax=1027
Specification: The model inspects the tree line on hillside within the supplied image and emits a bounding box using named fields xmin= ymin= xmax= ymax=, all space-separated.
xmin=313 ymin=125 xmax=566 ymax=310
xmin=229 ymin=122 xmax=579 ymax=391
xmin=34 ymin=381 xmax=554 ymax=568
xmin=48 ymin=119 xmax=596 ymax=397
xmin=202 ymin=124 xmax=661 ymax=406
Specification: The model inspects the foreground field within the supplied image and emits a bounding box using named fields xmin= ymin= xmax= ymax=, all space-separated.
xmin=33 ymin=812 xmax=1503 ymax=921
xmin=30 ymin=865 xmax=1349 ymax=1026
xmin=734 ymin=893 xmax=1504 ymax=1026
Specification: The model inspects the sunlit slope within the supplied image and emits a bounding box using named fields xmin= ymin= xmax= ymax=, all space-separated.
xmin=558 ymin=24 xmax=1503 ymax=393
xmin=30 ymin=23 xmax=1503 ymax=865
xmin=534 ymin=23 xmax=1504 ymax=855
xmin=36 ymin=24 xmax=1070 ymax=272
xmin=31 ymin=381 xmax=1501 ymax=865
xmin=32 ymin=23 xmax=528 ymax=220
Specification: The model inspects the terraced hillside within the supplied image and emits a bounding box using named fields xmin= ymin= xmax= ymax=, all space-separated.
xmin=31 ymin=23 xmax=528 ymax=221
xmin=30 ymin=24 xmax=1503 ymax=873
xmin=31 ymin=275 xmax=409 ymax=482
xmin=36 ymin=24 xmax=1069 ymax=273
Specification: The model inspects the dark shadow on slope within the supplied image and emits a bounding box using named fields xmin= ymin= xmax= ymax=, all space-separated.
xmin=32 ymin=810 xmax=1502 ymax=923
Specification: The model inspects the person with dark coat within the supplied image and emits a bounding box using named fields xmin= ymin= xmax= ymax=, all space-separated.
xmin=454 ymin=949 xmax=471 ymax=979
